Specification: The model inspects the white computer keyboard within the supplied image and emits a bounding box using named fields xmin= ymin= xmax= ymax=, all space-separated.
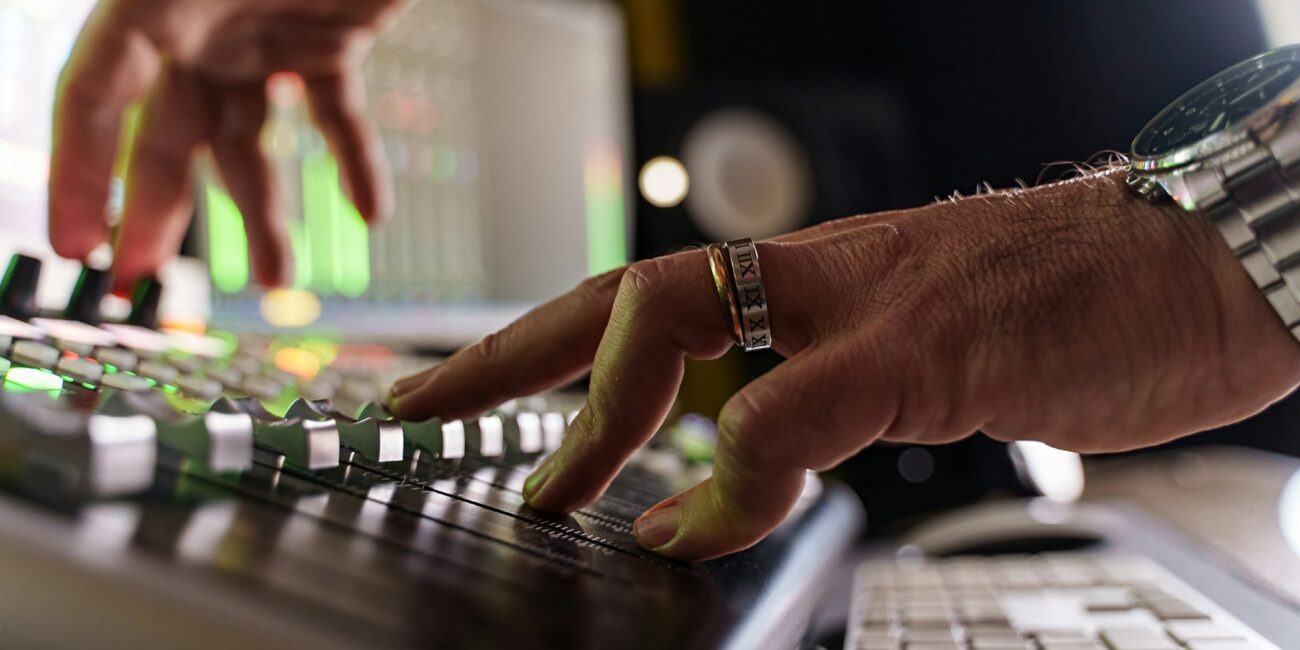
xmin=845 ymin=552 xmax=1281 ymax=650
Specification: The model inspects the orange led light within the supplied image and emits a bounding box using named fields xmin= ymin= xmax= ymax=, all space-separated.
xmin=162 ymin=316 xmax=207 ymax=335
xmin=273 ymin=347 xmax=321 ymax=380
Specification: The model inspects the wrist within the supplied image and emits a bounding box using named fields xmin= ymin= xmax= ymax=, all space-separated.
xmin=1110 ymin=169 xmax=1300 ymax=412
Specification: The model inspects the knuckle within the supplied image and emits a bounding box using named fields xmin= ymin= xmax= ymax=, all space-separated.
xmin=622 ymin=258 xmax=671 ymax=299
xmin=716 ymin=392 xmax=773 ymax=473
xmin=574 ymin=265 xmax=626 ymax=305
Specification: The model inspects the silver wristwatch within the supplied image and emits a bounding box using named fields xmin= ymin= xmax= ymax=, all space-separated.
xmin=1128 ymin=44 xmax=1300 ymax=341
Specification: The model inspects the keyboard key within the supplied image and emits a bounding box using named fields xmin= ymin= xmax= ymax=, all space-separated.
xmin=1037 ymin=630 xmax=1093 ymax=643
xmin=1145 ymin=596 xmax=1211 ymax=620
xmin=1165 ymin=621 xmax=1246 ymax=642
xmin=1183 ymin=642 xmax=1266 ymax=650
xmin=1084 ymin=587 xmax=1137 ymax=612
xmin=11 ymin=340 xmax=59 ymax=368
xmin=1100 ymin=627 xmax=1177 ymax=650
xmin=969 ymin=643 xmax=1028 ymax=650
xmin=1040 ymin=643 xmax=1102 ymax=650
xmin=905 ymin=627 xmax=958 ymax=643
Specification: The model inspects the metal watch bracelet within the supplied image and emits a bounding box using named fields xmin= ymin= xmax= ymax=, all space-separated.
xmin=1169 ymin=126 xmax=1300 ymax=342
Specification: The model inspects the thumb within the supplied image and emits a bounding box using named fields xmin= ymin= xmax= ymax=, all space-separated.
xmin=634 ymin=338 xmax=913 ymax=560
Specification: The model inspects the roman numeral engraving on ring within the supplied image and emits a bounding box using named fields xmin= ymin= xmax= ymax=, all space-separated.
xmin=748 ymin=316 xmax=766 ymax=331
xmin=750 ymin=334 xmax=769 ymax=347
xmin=735 ymin=250 xmax=757 ymax=279
xmin=743 ymin=286 xmax=765 ymax=310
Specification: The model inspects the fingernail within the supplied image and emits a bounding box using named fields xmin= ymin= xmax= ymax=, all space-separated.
xmin=634 ymin=500 xmax=681 ymax=550
xmin=523 ymin=457 xmax=556 ymax=504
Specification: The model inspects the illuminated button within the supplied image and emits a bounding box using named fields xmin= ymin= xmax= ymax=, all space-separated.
xmin=56 ymin=357 xmax=104 ymax=385
xmin=94 ymin=347 xmax=139 ymax=373
xmin=11 ymin=340 xmax=60 ymax=369
xmin=177 ymin=375 xmax=223 ymax=400
xmin=137 ymin=360 xmax=178 ymax=385
xmin=101 ymin=373 xmax=151 ymax=392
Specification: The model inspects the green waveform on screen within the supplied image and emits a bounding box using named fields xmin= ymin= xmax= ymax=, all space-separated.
xmin=206 ymin=186 xmax=250 ymax=294
xmin=584 ymin=150 xmax=628 ymax=277
xmin=207 ymin=155 xmax=369 ymax=297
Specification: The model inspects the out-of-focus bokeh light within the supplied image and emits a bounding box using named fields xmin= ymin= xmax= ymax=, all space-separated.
xmin=1014 ymin=441 xmax=1085 ymax=503
xmin=273 ymin=347 xmax=321 ymax=380
xmin=259 ymin=288 xmax=322 ymax=328
xmin=638 ymin=156 xmax=690 ymax=208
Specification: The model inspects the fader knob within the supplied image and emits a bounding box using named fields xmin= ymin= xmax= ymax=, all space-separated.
xmin=127 ymin=277 xmax=163 ymax=330
xmin=0 ymin=254 xmax=41 ymax=321
xmin=64 ymin=266 xmax=112 ymax=325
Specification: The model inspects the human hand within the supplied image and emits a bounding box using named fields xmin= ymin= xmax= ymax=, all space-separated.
xmin=388 ymin=169 xmax=1300 ymax=560
xmin=49 ymin=0 xmax=405 ymax=289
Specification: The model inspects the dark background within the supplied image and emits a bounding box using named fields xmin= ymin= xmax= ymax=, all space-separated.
xmin=618 ymin=0 xmax=1297 ymax=511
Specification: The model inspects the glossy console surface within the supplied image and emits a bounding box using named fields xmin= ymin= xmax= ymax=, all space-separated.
xmin=0 ymin=384 xmax=862 ymax=650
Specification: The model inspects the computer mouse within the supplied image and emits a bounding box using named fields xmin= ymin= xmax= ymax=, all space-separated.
xmin=900 ymin=498 xmax=1112 ymax=557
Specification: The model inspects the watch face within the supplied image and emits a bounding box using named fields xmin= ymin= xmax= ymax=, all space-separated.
xmin=1133 ymin=45 xmax=1300 ymax=165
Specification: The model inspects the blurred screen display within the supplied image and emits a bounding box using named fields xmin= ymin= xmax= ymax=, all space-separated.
xmin=0 ymin=0 xmax=95 ymax=250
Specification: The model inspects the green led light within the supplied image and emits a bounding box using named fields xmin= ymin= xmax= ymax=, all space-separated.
xmin=207 ymin=186 xmax=250 ymax=294
xmin=584 ymin=148 xmax=628 ymax=276
xmin=162 ymin=384 xmax=178 ymax=394
xmin=4 ymin=368 xmax=63 ymax=392
xmin=102 ymin=364 xmax=118 ymax=374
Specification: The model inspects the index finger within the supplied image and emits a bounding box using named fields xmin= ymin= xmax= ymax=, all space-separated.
xmin=522 ymin=251 xmax=735 ymax=513
xmin=49 ymin=3 xmax=160 ymax=260
xmin=388 ymin=267 xmax=627 ymax=421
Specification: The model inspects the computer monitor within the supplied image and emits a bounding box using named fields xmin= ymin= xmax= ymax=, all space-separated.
xmin=0 ymin=0 xmax=632 ymax=350
xmin=0 ymin=0 xmax=96 ymax=254
xmin=201 ymin=0 xmax=632 ymax=348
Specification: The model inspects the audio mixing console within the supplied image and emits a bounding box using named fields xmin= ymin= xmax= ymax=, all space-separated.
xmin=0 ymin=254 xmax=863 ymax=650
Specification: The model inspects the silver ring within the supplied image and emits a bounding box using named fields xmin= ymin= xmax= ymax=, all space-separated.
xmin=723 ymin=238 xmax=772 ymax=352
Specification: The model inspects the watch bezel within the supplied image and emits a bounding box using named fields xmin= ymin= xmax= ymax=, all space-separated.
xmin=1130 ymin=45 xmax=1300 ymax=173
